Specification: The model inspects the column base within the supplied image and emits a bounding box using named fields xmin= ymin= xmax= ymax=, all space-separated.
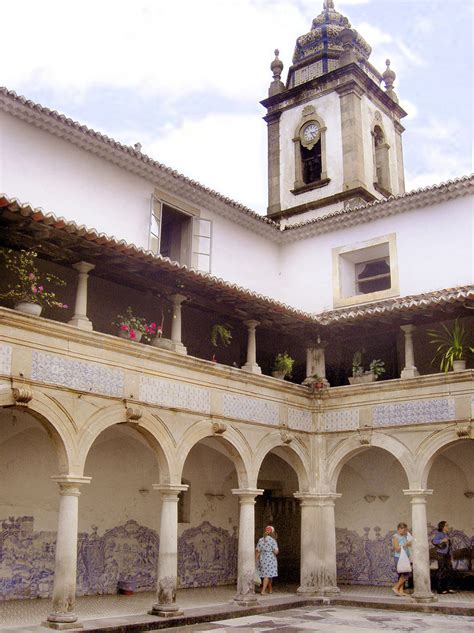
xmin=241 ymin=363 xmax=262 ymax=374
xmin=42 ymin=619 xmax=82 ymax=630
xmin=149 ymin=605 xmax=183 ymax=618
xmin=233 ymin=593 xmax=258 ymax=606
xmin=68 ymin=316 xmax=93 ymax=331
xmin=411 ymin=591 xmax=438 ymax=603
xmin=297 ymin=585 xmax=340 ymax=596
xmin=401 ymin=367 xmax=419 ymax=379
xmin=152 ymin=337 xmax=187 ymax=355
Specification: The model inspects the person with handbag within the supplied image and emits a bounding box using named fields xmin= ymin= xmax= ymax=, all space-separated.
xmin=392 ymin=522 xmax=412 ymax=596
xmin=432 ymin=520 xmax=456 ymax=594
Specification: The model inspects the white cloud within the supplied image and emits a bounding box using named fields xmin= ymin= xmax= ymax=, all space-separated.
xmin=137 ymin=113 xmax=268 ymax=213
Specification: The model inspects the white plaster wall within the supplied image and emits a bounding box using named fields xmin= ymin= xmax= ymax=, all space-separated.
xmin=278 ymin=195 xmax=474 ymax=312
xmin=0 ymin=112 xmax=153 ymax=247
xmin=279 ymin=92 xmax=344 ymax=211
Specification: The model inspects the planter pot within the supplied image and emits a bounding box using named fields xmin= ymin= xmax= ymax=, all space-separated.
xmin=152 ymin=336 xmax=174 ymax=350
xmin=14 ymin=302 xmax=42 ymax=317
xmin=349 ymin=372 xmax=377 ymax=385
xmin=118 ymin=330 xmax=143 ymax=343
xmin=272 ymin=370 xmax=287 ymax=380
xmin=452 ymin=360 xmax=466 ymax=373
xmin=118 ymin=580 xmax=137 ymax=595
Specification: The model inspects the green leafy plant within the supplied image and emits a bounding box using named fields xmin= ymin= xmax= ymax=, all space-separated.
xmin=352 ymin=351 xmax=364 ymax=377
xmin=211 ymin=324 xmax=232 ymax=347
xmin=113 ymin=307 xmax=157 ymax=342
xmin=273 ymin=352 xmax=295 ymax=378
xmin=369 ymin=359 xmax=385 ymax=377
xmin=427 ymin=319 xmax=473 ymax=373
xmin=0 ymin=248 xmax=68 ymax=309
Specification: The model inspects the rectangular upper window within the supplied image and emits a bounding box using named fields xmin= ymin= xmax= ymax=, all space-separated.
xmin=332 ymin=233 xmax=399 ymax=307
xmin=149 ymin=195 xmax=212 ymax=273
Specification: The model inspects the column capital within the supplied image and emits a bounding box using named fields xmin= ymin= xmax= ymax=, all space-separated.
xmin=232 ymin=488 xmax=263 ymax=503
xmin=51 ymin=475 xmax=91 ymax=495
xmin=170 ymin=293 xmax=187 ymax=305
xmin=244 ymin=319 xmax=260 ymax=329
xmin=403 ymin=489 xmax=433 ymax=501
xmin=72 ymin=261 xmax=95 ymax=275
xmin=295 ymin=492 xmax=341 ymax=506
xmin=152 ymin=483 xmax=188 ymax=498
xmin=400 ymin=323 xmax=415 ymax=334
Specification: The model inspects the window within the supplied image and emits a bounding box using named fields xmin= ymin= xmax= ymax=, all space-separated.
xmin=149 ymin=195 xmax=212 ymax=272
xmin=332 ymin=234 xmax=399 ymax=307
xmin=292 ymin=105 xmax=329 ymax=194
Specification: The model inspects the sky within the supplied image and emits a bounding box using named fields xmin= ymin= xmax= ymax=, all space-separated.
xmin=0 ymin=0 xmax=472 ymax=214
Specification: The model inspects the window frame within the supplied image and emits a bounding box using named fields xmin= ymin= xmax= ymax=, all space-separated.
xmin=332 ymin=233 xmax=400 ymax=308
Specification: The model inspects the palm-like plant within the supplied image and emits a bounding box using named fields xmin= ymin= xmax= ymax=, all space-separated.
xmin=427 ymin=318 xmax=473 ymax=373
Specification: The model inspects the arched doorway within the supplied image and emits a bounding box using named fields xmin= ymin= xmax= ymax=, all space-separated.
xmin=178 ymin=437 xmax=240 ymax=589
xmin=335 ymin=446 xmax=410 ymax=587
xmin=0 ymin=407 xmax=65 ymax=600
xmin=426 ymin=440 xmax=474 ymax=591
xmin=80 ymin=424 xmax=161 ymax=596
xmin=256 ymin=451 xmax=301 ymax=584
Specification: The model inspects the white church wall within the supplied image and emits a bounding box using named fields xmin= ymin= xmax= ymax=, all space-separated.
xmin=278 ymin=195 xmax=473 ymax=312
xmin=279 ymin=92 xmax=344 ymax=212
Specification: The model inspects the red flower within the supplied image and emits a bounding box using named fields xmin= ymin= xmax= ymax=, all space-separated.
xmin=129 ymin=329 xmax=136 ymax=340
xmin=121 ymin=324 xmax=129 ymax=331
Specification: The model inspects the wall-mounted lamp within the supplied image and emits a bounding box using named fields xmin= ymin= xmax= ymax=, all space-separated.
xmin=364 ymin=495 xmax=376 ymax=503
xmin=464 ymin=491 xmax=474 ymax=499
xmin=378 ymin=495 xmax=390 ymax=503
xmin=205 ymin=493 xmax=225 ymax=501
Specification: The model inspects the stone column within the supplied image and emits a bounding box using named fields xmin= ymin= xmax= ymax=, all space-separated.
xmin=241 ymin=320 xmax=262 ymax=374
xmin=170 ymin=294 xmax=187 ymax=355
xmin=68 ymin=262 xmax=95 ymax=331
xmin=150 ymin=484 xmax=188 ymax=616
xmin=400 ymin=325 xmax=419 ymax=379
xmin=264 ymin=112 xmax=282 ymax=215
xmin=403 ymin=489 xmax=436 ymax=602
xmin=232 ymin=488 xmax=263 ymax=605
xmin=337 ymin=83 xmax=367 ymax=192
xmin=295 ymin=492 xmax=340 ymax=595
xmin=45 ymin=476 xmax=91 ymax=628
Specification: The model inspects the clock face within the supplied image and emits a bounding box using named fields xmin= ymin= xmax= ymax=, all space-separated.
xmin=302 ymin=122 xmax=320 ymax=142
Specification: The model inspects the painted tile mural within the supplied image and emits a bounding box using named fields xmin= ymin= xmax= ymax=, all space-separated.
xmin=0 ymin=517 xmax=237 ymax=600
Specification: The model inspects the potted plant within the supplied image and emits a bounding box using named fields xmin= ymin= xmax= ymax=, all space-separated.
xmin=211 ymin=324 xmax=232 ymax=347
xmin=272 ymin=352 xmax=294 ymax=380
xmin=113 ymin=307 xmax=157 ymax=343
xmin=427 ymin=318 xmax=473 ymax=373
xmin=349 ymin=351 xmax=385 ymax=384
xmin=304 ymin=374 xmax=327 ymax=393
xmin=0 ymin=248 xmax=68 ymax=316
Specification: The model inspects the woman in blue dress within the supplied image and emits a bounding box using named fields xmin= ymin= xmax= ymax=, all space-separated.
xmin=256 ymin=525 xmax=279 ymax=594
xmin=392 ymin=522 xmax=412 ymax=596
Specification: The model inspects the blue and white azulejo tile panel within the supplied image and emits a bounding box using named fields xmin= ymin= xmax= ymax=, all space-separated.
xmin=31 ymin=351 xmax=124 ymax=397
xmin=139 ymin=376 xmax=211 ymax=414
xmin=288 ymin=407 xmax=312 ymax=431
xmin=0 ymin=344 xmax=12 ymax=375
xmin=373 ymin=397 xmax=455 ymax=427
xmin=323 ymin=409 xmax=359 ymax=432
xmin=223 ymin=393 xmax=279 ymax=425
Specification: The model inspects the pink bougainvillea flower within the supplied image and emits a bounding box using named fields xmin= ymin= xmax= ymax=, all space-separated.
xmin=120 ymin=324 xmax=129 ymax=331
xmin=63 ymin=304 xmax=68 ymax=309
xmin=150 ymin=323 xmax=157 ymax=328
xmin=28 ymin=273 xmax=35 ymax=280
xmin=32 ymin=286 xmax=38 ymax=294
xmin=130 ymin=330 xmax=136 ymax=340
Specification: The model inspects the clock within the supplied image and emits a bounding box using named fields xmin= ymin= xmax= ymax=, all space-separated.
xmin=301 ymin=121 xmax=320 ymax=144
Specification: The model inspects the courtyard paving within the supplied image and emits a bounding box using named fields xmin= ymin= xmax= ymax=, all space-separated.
xmin=155 ymin=604 xmax=474 ymax=632
xmin=1 ymin=585 xmax=472 ymax=632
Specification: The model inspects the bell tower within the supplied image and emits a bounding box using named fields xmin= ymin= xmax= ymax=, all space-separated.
xmin=261 ymin=0 xmax=407 ymax=223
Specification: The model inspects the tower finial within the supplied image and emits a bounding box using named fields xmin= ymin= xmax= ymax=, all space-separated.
xmin=324 ymin=0 xmax=335 ymax=11
xmin=382 ymin=59 xmax=398 ymax=102
xmin=269 ymin=49 xmax=285 ymax=97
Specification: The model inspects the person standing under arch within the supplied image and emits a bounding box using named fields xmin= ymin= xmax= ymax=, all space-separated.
xmin=392 ymin=522 xmax=412 ymax=596
xmin=256 ymin=525 xmax=279 ymax=594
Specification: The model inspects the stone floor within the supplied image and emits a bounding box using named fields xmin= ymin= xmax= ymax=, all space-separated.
xmin=156 ymin=605 xmax=474 ymax=632
xmin=1 ymin=585 xmax=472 ymax=631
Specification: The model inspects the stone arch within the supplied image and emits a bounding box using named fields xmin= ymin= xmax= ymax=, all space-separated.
xmin=252 ymin=432 xmax=311 ymax=492
xmin=371 ymin=117 xmax=391 ymax=193
xmin=416 ymin=427 xmax=474 ymax=490
xmin=326 ymin=432 xmax=415 ymax=491
xmin=175 ymin=420 xmax=252 ymax=489
xmin=76 ymin=404 xmax=174 ymax=483
xmin=0 ymin=389 xmax=74 ymax=474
